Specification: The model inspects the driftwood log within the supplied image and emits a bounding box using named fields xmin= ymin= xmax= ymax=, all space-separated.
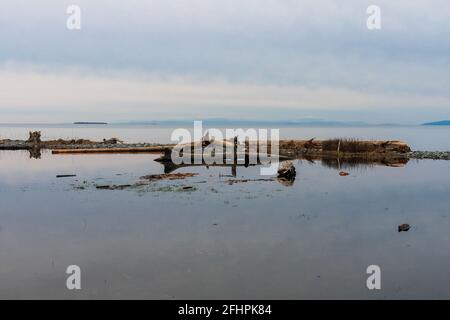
xmin=277 ymin=161 xmax=296 ymax=179
xmin=277 ymin=161 xmax=296 ymax=186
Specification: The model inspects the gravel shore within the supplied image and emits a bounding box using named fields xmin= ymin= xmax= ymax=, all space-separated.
xmin=409 ymin=151 xmax=450 ymax=160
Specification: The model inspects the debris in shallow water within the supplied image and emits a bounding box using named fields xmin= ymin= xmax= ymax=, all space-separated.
xmin=96 ymin=184 xmax=132 ymax=190
xmin=226 ymin=178 xmax=275 ymax=185
xmin=56 ymin=174 xmax=77 ymax=178
xmin=140 ymin=173 xmax=198 ymax=181
xmin=398 ymin=224 xmax=411 ymax=232
xmin=151 ymin=185 xmax=198 ymax=192
xmin=339 ymin=171 xmax=350 ymax=176
xmin=95 ymin=185 xmax=109 ymax=189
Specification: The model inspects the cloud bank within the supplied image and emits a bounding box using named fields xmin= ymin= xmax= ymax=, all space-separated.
xmin=0 ymin=0 xmax=449 ymax=123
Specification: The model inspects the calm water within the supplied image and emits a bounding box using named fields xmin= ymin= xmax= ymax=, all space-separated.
xmin=1 ymin=125 xmax=450 ymax=299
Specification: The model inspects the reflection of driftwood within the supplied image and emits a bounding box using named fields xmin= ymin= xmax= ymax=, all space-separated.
xmin=311 ymin=155 xmax=409 ymax=169
xmin=28 ymin=147 xmax=42 ymax=159
xmin=277 ymin=177 xmax=295 ymax=187
xmin=156 ymin=151 xmax=295 ymax=174
xmin=158 ymin=161 xmax=259 ymax=174
xmin=155 ymin=147 xmax=409 ymax=176
xmin=153 ymin=153 xmax=408 ymax=187
xmin=156 ymin=152 xmax=291 ymax=163
xmin=156 ymin=137 xmax=292 ymax=175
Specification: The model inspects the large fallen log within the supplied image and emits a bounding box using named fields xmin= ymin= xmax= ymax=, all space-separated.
xmin=51 ymin=147 xmax=168 ymax=154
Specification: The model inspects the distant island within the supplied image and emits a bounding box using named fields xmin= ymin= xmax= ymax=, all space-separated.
xmin=74 ymin=122 xmax=108 ymax=125
xmin=423 ymin=120 xmax=450 ymax=126
xmin=113 ymin=119 xmax=373 ymax=126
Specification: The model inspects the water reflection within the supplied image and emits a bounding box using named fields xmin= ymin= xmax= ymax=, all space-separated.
xmin=156 ymin=154 xmax=409 ymax=176
xmin=304 ymin=155 xmax=409 ymax=169
xmin=28 ymin=147 xmax=42 ymax=159
xmin=2 ymin=150 xmax=450 ymax=299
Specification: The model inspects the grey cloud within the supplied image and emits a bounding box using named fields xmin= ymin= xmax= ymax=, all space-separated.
xmin=0 ymin=0 xmax=449 ymax=122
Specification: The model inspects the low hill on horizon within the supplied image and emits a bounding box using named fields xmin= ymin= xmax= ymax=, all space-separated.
xmin=423 ymin=120 xmax=450 ymax=126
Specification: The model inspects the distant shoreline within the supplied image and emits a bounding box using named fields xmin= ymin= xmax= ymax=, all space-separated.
xmin=423 ymin=120 xmax=450 ymax=126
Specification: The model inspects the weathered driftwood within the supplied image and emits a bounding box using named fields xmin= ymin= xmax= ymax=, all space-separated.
xmin=102 ymin=138 xmax=123 ymax=144
xmin=56 ymin=174 xmax=77 ymax=178
xmin=51 ymin=147 xmax=167 ymax=154
xmin=27 ymin=131 xmax=42 ymax=144
xmin=277 ymin=161 xmax=296 ymax=179
xmin=0 ymin=134 xmax=418 ymax=169
xmin=276 ymin=161 xmax=296 ymax=186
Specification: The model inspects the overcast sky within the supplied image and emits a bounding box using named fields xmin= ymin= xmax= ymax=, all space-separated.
xmin=1 ymin=0 xmax=449 ymax=123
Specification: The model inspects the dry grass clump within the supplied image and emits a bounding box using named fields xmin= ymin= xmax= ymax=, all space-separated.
xmin=322 ymin=138 xmax=378 ymax=153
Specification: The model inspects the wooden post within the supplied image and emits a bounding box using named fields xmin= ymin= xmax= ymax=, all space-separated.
xmin=245 ymin=137 xmax=249 ymax=167
xmin=223 ymin=139 xmax=227 ymax=163
xmin=232 ymin=136 xmax=238 ymax=176
xmin=232 ymin=164 xmax=237 ymax=177
xmin=337 ymin=139 xmax=341 ymax=170
xmin=233 ymin=136 xmax=238 ymax=165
